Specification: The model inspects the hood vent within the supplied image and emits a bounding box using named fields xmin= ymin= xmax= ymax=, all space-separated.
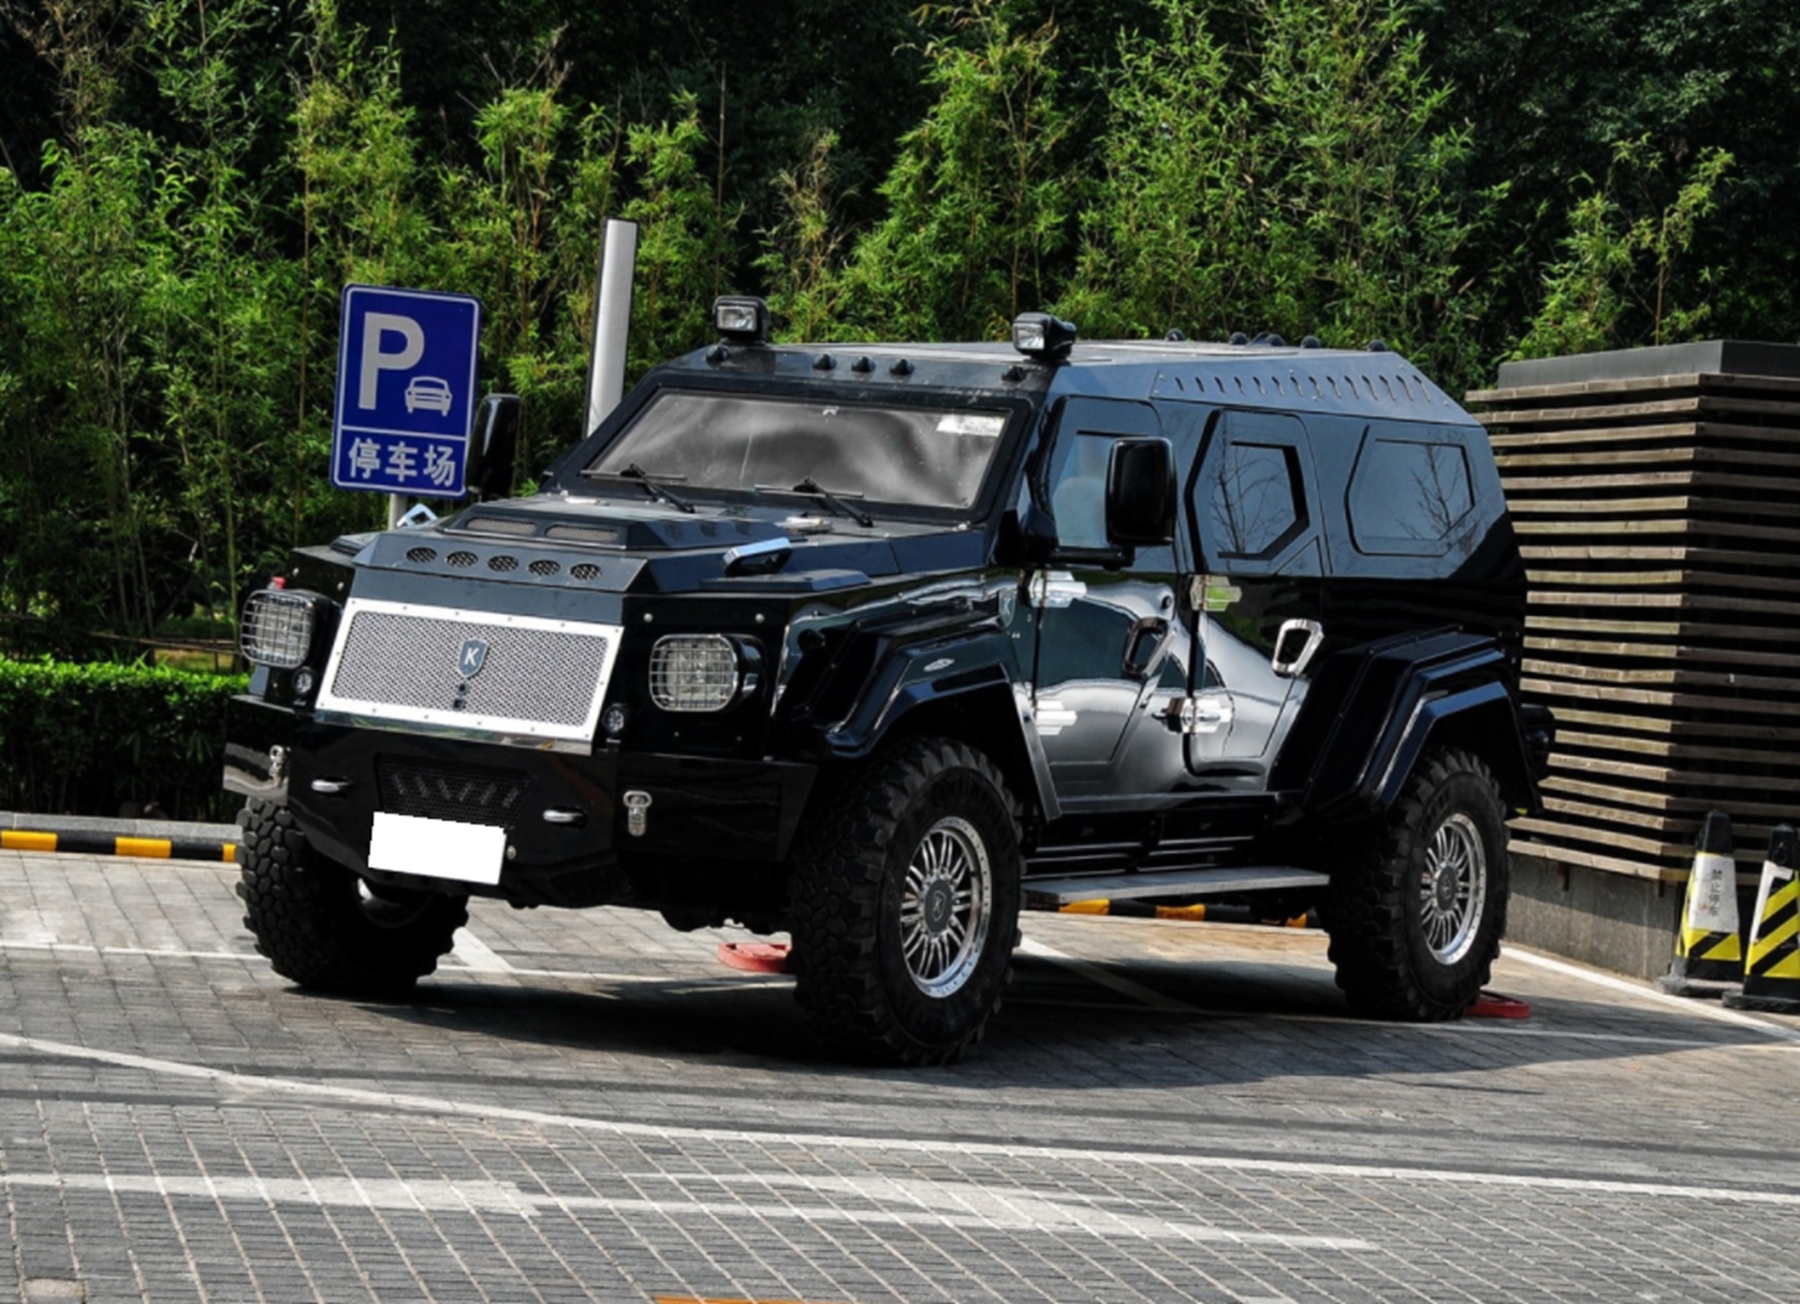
xmin=462 ymin=515 xmax=538 ymax=536
xmin=546 ymin=524 xmax=622 ymax=545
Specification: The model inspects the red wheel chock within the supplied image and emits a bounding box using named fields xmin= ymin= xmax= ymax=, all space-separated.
xmin=1466 ymin=991 xmax=1531 ymax=1019
xmin=718 ymin=941 xmax=790 ymax=974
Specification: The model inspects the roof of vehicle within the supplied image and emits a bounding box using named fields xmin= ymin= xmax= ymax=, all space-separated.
xmin=663 ymin=336 xmax=1474 ymax=426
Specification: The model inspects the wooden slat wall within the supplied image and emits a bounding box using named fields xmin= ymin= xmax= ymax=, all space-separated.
xmin=1467 ymin=371 xmax=1800 ymax=881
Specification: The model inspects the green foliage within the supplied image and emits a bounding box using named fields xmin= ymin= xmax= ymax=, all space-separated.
xmin=1064 ymin=0 xmax=1488 ymax=381
xmin=756 ymin=130 xmax=853 ymax=343
xmin=1415 ymin=0 xmax=1800 ymax=354
xmin=1514 ymin=140 xmax=1733 ymax=360
xmin=0 ymin=657 xmax=246 ymax=820
xmin=835 ymin=2 xmax=1074 ymax=341
xmin=622 ymin=94 xmax=735 ymax=378
xmin=0 ymin=0 xmax=1769 ymax=679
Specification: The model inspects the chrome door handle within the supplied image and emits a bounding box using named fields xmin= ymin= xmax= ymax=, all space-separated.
xmin=1270 ymin=619 xmax=1324 ymax=678
xmin=1163 ymin=692 xmax=1233 ymax=735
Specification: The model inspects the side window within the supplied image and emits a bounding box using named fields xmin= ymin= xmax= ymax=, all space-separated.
xmin=1205 ymin=441 xmax=1306 ymax=559
xmin=1049 ymin=433 xmax=1114 ymax=551
xmin=1039 ymin=397 xmax=1166 ymax=561
xmin=1347 ymin=430 xmax=1474 ymax=555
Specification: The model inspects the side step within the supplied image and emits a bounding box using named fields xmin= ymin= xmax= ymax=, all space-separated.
xmin=1022 ymin=865 xmax=1328 ymax=907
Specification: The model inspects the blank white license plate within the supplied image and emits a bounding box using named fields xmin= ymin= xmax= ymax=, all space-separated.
xmin=369 ymin=812 xmax=505 ymax=886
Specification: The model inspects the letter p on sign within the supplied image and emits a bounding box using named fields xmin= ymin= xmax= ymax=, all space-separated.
xmin=359 ymin=312 xmax=426 ymax=409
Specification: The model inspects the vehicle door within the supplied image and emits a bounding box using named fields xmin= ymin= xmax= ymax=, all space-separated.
xmin=1180 ymin=409 xmax=1325 ymax=788
xmin=1028 ymin=397 xmax=1191 ymax=803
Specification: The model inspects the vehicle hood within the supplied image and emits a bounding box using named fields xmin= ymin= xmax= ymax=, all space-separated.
xmin=331 ymin=495 xmax=986 ymax=604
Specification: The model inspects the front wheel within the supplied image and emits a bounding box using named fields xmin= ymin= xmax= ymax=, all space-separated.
xmin=1321 ymin=748 xmax=1509 ymax=1021
xmin=787 ymin=738 xmax=1022 ymax=1065
xmin=235 ymin=799 xmax=468 ymax=997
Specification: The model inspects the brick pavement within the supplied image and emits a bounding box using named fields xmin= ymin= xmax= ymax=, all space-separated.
xmin=4 ymin=849 xmax=1799 ymax=1304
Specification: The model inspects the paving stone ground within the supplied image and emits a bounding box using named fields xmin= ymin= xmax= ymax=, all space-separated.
xmin=3 ymin=848 xmax=1799 ymax=1304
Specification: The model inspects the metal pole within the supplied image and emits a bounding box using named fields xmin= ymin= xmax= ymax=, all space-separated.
xmin=587 ymin=219 xmax=639 ymax=436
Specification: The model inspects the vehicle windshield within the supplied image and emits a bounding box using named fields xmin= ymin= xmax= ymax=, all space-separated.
xmin=585 ymin=390 xmax=1010 ymax=510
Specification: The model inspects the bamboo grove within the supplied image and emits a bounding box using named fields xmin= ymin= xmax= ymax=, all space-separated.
xmin=0 ymin=0 xmax=1776 ymax=651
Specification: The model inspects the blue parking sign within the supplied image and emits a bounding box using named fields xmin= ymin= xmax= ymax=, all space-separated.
xmin=332 ymin=285 xmax=483 ymax=499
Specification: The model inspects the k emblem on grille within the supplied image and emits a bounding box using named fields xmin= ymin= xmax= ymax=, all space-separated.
xmin=458 ymin=637 xmax=490 ymax=679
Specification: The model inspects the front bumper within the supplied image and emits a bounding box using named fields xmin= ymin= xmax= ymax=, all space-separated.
xmin=225 ymin=697 xmax=816 ymax=909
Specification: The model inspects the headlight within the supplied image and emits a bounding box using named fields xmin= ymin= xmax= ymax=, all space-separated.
xmin=240 ymin=589 xmax=323 ymax=670
xmin=649 ymin=634 xmax=760 ymax=712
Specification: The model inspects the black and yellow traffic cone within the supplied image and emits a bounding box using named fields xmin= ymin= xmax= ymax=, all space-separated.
xmin=1656 ymin=809 xmax=1743 ymax=998
xmin=1723 ymin=824 xmax=1800 ymax=1015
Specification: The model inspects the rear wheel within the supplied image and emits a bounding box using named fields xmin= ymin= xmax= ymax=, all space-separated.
xmin=787 ymin=738 xmax=1022 ymax=1065
xmin=1322 ymin=748 xmax=1509 ymax=1020
xmin=236 ymin=799 xmax=468 ymax=996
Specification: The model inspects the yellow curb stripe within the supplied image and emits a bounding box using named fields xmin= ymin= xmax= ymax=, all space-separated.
xmin=223 ymin=843 xmax=237 ymax=863
xmin=1059 ymin=900 xmax=1110 ymax=915
xmin=1153 ymin=904 xmax=1209 ymax=922
xmin=2 ymin=831 xmax=57 ymax=853
xmin=114 ymin=837 xmax=172 ymax=859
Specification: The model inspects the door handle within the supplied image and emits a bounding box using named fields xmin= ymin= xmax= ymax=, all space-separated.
xmin=1123 ymin=617 xmax=1169 ymax=677
xmin=1270 ymin=619 xmax=1324 ymax=678
xmin=1163 ymin=692 xmax=1233 ymax=735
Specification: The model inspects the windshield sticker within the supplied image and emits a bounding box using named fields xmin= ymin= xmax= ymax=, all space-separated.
xmin=936 ymin=413 xmax=1005 ymax=437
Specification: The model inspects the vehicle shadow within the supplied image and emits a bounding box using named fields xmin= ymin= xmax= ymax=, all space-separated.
xmin=333 ymin=917 xmax=1794 ymax=1096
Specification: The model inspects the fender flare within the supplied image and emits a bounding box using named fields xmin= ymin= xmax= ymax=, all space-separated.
xmin=1292 ymin=629 xmax=1542 ymax=822
xmin=815 ymin=630 xmax=1060 ymax=823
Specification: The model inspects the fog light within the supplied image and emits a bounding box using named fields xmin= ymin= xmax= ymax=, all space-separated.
xmin=293 ymin=667 xmax=316 ymax=699
xmin=240 ymin=589 xmax=323 ymax=670
xmin=603 ymin=702 xmax=629 ymax=736
xmin=649 ymin=635 xmax=740 ymax=712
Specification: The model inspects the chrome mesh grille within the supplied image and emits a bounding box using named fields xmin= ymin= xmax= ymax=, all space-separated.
xmin=318 ymin=601 xmax=620 ymax=745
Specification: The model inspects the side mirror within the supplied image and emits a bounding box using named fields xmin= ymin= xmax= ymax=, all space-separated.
xmin=1105 ymin=437 xmax=1175 ymax=547
xmin=469 ymin=393 xmax=522 ymax=499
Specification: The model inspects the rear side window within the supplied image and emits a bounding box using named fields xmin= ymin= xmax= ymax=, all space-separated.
xmin=1206 ymin=441 xmax=1305 ymax=558
xmin=1347 ymin=432 xmax=1474 ymax=555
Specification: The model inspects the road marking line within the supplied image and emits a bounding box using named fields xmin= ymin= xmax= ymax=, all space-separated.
xmin=1420 ymin=1024 xmax=1800 ymax=1051
xmin=447 ymin=928 xmax=512 ymax=972
xmin=1017 ymin=936 xmax=1198 ymax=1013
xmin=1504 ymin=946 xmax=1800 ymax=1045
xmin=0 ymin=938 xmax=778 ymax=988
xmin=0 ymin=941 xmax=262 ymax=962
xmin=5 ymin=1029 xmax=1798 ymax=1208
xmin=0 ymin=1171 xmax=1373 ymax=1250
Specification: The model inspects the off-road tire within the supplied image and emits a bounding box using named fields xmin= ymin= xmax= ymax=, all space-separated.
xmin=1322 ymin=748 xmax=1509 ymax=1021
xmin=235 ymin=799 xmax=468 ymax=996
xmin=787 ymin=737 xmax=1022 ymax=1066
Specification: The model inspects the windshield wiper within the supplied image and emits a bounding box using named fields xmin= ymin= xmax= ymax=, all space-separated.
xmin=791 ymin=476 xmax=874 ymax=528
xmin=586 ymin=462 xmax=697 ymax=514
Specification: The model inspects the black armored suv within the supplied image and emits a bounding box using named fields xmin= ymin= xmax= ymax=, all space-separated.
xmin=228 ymin=302 xmax=1549 ymax=1064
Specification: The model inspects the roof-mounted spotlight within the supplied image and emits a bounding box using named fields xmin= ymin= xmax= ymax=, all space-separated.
xmin=1012 ymin=312 xmax=1077 ymax=362
xmin=712 ymin=295 xmax=770 ymax=345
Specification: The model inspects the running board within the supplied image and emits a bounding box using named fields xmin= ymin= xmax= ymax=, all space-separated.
xmin=1022 ymin=866 xmax=1328 ymax=907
